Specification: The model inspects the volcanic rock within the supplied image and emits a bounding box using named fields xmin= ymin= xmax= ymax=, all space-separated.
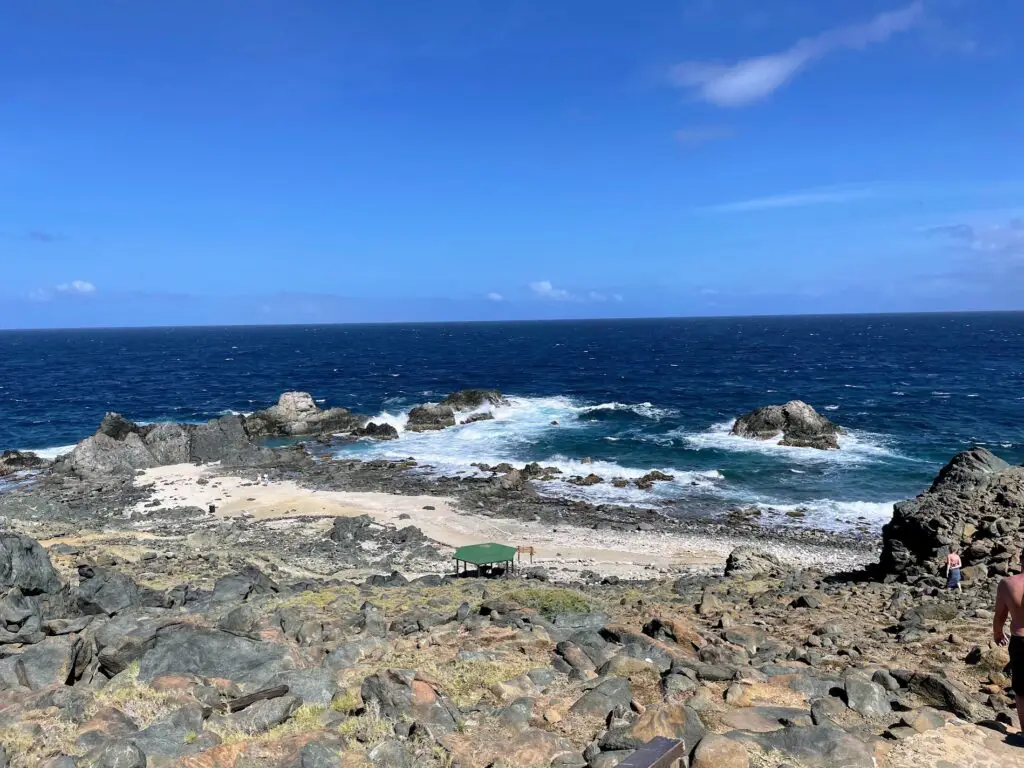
xmin=0 ymin=450 xmax=50 ymax=477
xmin=244 ymin=391 xmax=362 ymax=438
xmin=879 ymin=447 xmax=1024 ymax=580
xmin=731 ymin=401 xmax=841 ymax=450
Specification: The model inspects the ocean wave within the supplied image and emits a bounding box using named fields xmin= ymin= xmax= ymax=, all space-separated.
xmin=579 ymin=401 xmax=677 ymax=420
xmin=752 ymin=498 xmax=896 ymax=529
xmin=823 ymin=405 xmax=839 ymax=411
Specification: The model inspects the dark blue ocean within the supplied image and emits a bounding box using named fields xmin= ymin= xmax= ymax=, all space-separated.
xmin=2 ymin=314 xmax=1022 ymax=531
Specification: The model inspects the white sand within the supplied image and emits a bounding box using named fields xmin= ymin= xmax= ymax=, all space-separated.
xmin=130 ymin=463 xmax=867 ymax=579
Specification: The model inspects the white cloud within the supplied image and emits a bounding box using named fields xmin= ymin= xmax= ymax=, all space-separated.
xmin=486 ymin=292 xmax=504 ymax=302
xmin=588 ymin=291 xmax=607 ymax=302
xmin=702 ymin=187 xmax=872 ymax=213
xmin=56 ymin=280 xmax=96 ymax=295
xmin=671 ymin=2 xmax=923 ymax=106
xmin=529 ymin=280 xmax=574 ymax=301
xmin=28 ymin=289 xmax=51 ymax=302
xmin=612 ymin=294 xmax=624 ymax=302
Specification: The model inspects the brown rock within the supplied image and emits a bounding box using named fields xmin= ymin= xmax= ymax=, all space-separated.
xmin=691 ymin=734 xmax=750 ymax=768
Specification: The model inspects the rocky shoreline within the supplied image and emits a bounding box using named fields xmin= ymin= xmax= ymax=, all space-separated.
xmin=1 ymin=393 xmax=1023 ymax=766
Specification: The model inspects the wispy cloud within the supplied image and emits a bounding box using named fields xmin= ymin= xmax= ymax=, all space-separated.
xmin=28 ymin=230 xmax=59 ymax=243
xmin=528 ymin=281 xmax=623 ymax=303
xmin=670 ymin=2 xmax=924 ymax=106
xmin=529 ymin=280 xmax=574 ymax=301
xmin=486 ymin=292 xmax=504 ymax=302
xmin=674 ymin=125 xmax=735 ymax=146
xmin=930 ymin=218 xmax=1024 ymax=259
xmin=56 ymin=280 xmax=97 ymax=295
xmin=28 ymin=280 xmax=98 ymax=302
xmin=702 ymin=186 xmax=873 ymax=213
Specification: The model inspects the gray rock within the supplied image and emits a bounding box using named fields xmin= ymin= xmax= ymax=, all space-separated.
xmin=91 ymin=739 xmax=146 ymax=768
xmin=843 ymin=672 xmax=891 ymax=718
xmin=69 ymin=431 xmax=156 ymax=477
xmin=725 ymin=547 xmax=782 ymax=577
xmin=300 ymin=742 xmax=342 ymax=768
xmin=730 ymin=724 xmax=874 ymax=768
xmin=222 ymin=695 xmax=300 ymax=734
xmin=569 ymin=677 xmax=632 ymax=718
xmin=498 ymin=697 xmax=534 ymax=730
xmin=244 ymin=392 xmax=362 ymax=438
xmin=76 ymin=565 xmax=140 ymax=616
xmin=368 ymin=740 xmax=410 ymax=767
xmin=731 ymin=401 xmax=841 ymax=450
xmin=360 ymin=669 xmax=459 ymax=734
xmin=211 ymin=566 xmax=280 ymax=603
xmin=131 ymin=704 xmax=205 ymax=758
xmin=905 ymin=671 xmax=977 ymax=720
xmin=0 ymin=450 xmax=50 ymax=477
xmin=137 ymin=625 xmax=292 ymax=688
xmin=406 ymin=403 xmax=456 ymax=432
xmin=0 ymin=533 xmax=62 ymax=596
xmin=143 ymin=422 xmax=192 ymax=465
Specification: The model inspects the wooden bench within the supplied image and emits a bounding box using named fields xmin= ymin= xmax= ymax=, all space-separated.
xmin=617 ymin=737 xmax=686 ymax=768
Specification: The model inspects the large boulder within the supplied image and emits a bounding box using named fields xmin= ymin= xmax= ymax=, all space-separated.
xmin=406 ymin=403 xmax=456 ymax=432
xmin=137 ymin=625 xmax=294 ymax=688
xmin=244 ymin=392 xmax=362 ymax=438
xmin=439 ymin=389 xmax=508 ymax=411
xmin=0 ymin=533 xmax=62 ymax=596
xmin=68 ymin=431 xmax=157 ymax=476
xmin=879 ymin=447 xmax=1024 ymax=580
xmin=76 ymin=565 xmax=141 ymax=616
xmin=352 ymin=422 xmax=399 ymax=440
xmin=360 ymin=669 xmax=460 ymax=733
xmin=731 ymin=401 xmax=841 ymax=450
xmin=724 ymin=547 xmax=782 ymax=577
xmin=62 ymin=412 xmax=268 ymax=477
xmin=0 ymin=450 xmax=50 ymax=477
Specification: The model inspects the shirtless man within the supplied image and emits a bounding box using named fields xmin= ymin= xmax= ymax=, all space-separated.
xmin=994 ymin=549 xmax=1024 ymax=733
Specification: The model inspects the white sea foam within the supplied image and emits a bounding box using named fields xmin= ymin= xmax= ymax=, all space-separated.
xmin=579 ymin=402 xmax=678 ymax=419
xmin=823 ymin=405 xmax=839 ymax=411
xmin=672 ymin=420 xmax=902 ymax=464
xmin=753 ymin=498 xmax=897 ymax=529
xmin=21 ymin=445 xmax=76 ymax=460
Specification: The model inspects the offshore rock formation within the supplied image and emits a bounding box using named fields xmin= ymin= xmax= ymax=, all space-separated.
xmin=731 ymin=400 xmax=842 ymax=450
xmin=879 ymin=447 xmax=1024 ymax=582
xmin=56 ymin=413 xmax=276 ymax=478
xmin=0 ymin=450 xmax=50 ymax=477
xmin=406 ymin=389 xmax=509 ymax=432
xmin=243 ymin=392 xmax=363 ymax=438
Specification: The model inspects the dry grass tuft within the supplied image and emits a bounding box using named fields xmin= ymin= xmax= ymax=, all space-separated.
xmin=91 ymin=663 xmax=177 ymax=729
xmin=0 ymin=717 xmax=79 ymax=768
xmin=337 ymin=700 xmax=393 ymax=746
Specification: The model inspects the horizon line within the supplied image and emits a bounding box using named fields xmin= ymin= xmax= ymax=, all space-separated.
xmin=2 ymin=308 xmax=1023 ymax=333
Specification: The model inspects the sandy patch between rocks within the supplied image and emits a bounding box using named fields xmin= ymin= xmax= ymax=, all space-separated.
xmin=130 ymin=463 xmax=867 ymax=580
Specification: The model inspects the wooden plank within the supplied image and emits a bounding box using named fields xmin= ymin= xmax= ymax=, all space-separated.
xmin=617 ymin=737 xmax=686 ymax=768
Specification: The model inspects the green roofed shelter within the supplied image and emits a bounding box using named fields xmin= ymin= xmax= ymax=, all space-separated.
xmin=453 ymin=542 xmax=519 ymax=577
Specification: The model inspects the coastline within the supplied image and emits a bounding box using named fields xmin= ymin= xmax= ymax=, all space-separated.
xmin=125 ymin=461 xmax=875 ymax=580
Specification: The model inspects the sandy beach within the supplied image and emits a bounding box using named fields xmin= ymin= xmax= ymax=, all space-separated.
xmin=130 ymin=462 xmax=872 ymax=579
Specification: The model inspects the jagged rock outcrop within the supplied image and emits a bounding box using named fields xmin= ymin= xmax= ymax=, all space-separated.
xmin=724 ymin=547 xmax=783 ymax=577
xmin=879 ymin=447 xmax=1024 ymax=581
xmin=406 ymin=403 xmax=457 ymax=432
xmin=58 ymin=413 xmax=273 ymax=478
xmin=439 ymin=389 xmax=508 ymax=411
xmin=243 ymin=392 xmax=363 ymax=438
xmin=731 ymin=400 xmax=841 ymax=450
xmin=0 ymin=450 xmax=50 ymax=477
xmin=351 ymin=422 xmax=399 ymax=440
xmin=406 ymin=389 xmax=509 ymax=432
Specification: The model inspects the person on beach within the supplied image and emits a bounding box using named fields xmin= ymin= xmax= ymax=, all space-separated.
xmin=994 ymin=548 xmax=1024 ymax=738
xmin=946 ymin=549 xmax=963 ymax=592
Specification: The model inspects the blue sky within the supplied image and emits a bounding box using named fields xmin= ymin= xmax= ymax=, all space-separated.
xmin=2 ymin=0 xmax=1022 ymax=327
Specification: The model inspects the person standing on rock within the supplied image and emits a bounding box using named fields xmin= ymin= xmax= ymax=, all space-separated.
xmin=994 ymin=549 xmax=1024 ymax=735
xmin=946 ymin=549 xmax=963 ymax=592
